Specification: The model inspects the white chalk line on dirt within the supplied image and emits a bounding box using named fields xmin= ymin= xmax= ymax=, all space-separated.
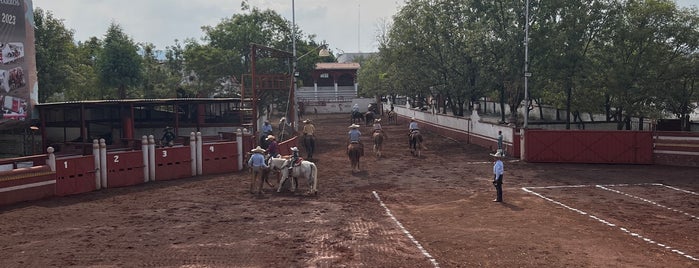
xmin=464 ymin=160 xmax=520 ymax=165
xmin=596 ymin=185 xmax=699 ymax=221
xmin=521 ymin=186 xmax=699 ymax=262
xmin=372 ymin=191 xmax=440 ymax=268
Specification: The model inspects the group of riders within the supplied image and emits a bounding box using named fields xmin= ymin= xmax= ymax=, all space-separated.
xmin=249 ymin=106 xmax=421 ymax=191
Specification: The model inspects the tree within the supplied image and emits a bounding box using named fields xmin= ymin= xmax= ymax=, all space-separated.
xmin=97 ymin=22 xmax=142 ymax=99
xmin=34 ymin=8 xmax=75 ymax=103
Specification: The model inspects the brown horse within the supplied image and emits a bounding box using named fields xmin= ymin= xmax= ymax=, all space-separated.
xmin=347 ymin=142 xmax=362 ymax=172
xmin=372 ymin=130 xmax=386 ymax=158
xmin=409 ymin=131 xmax=423 ymax=157
xmin=386 ymin=110 xmax=397 ymax=125
xmin=303 ymin=134 xmax=316 ymax=159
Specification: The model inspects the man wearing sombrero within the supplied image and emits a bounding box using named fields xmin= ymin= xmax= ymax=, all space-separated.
xmin=348 ymin=123 xmax=363 ymax=156
xmin=248 ymin=146 xmax=269 ymax=194
xmin=302 ymin=119 xmax=315 ymax=136
xmin=490 ymin=150 xmax=505 ymax=202
xmin=265 ymin=135 xmax=280 ymax=158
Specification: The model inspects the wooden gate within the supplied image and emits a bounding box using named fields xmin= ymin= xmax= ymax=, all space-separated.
xmin=523 ymin=130 xmax=653 ymax=164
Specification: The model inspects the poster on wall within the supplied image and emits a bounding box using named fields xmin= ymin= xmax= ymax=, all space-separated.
xmin=0 ymin=0 xmax=36 ymax=122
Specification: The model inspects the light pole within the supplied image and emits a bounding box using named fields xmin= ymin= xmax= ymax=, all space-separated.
xmin=523 ymin=0 xmax=531 ymax=128
xmin=291 ymin=0 xmax=329 ymax=128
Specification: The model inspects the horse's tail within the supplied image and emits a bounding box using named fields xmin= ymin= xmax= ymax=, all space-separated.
xmin=310 ymin=162 xmax=318 ymax=194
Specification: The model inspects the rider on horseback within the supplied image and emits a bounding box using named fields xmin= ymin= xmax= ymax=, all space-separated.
xmin=265 ymin=135 xmax=280 ymax=158
xmin=302 ymin=119 xmax=315 ymax=136
xmin=409 ymin=117 xmax=420 ymax=148
xmin=348 ymin=123 xmax=363 ymax=156
xmin=288 ymin=147 xmax=301 ymax=171
xmin=372 ymin=118 xmax=384 ymax=136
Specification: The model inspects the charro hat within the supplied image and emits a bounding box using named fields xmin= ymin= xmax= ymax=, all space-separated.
xmin=291 ymin=147 xmax=299 ymax=151
xmin=303 ymin=119 xmax=312 ymax=123
xmin=265 ymin=135 xmax=276 ymax=141
xmin=251 ymin=146 xmax=265 ymax=153
xmin=374 ymin=118 xmax=381 ymax=122
xmin=349 ymin=124 xmax=360 ymax=129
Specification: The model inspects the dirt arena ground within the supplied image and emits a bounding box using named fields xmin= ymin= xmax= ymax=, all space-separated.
xmin=1 ymin=113 xmax=697 ymax=267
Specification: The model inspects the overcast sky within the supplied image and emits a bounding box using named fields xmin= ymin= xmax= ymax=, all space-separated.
xmin=32 ymin=0 xmax=403 ymax=54
xmin=32 ymin=0 xmax=697 ymax=55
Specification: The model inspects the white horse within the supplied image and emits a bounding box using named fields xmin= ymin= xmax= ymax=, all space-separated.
xmin=267 ymin=157 xmax=318 ymax=194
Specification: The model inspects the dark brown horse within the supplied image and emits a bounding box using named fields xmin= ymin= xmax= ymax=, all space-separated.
xmin=347 ymin=143 xmax=362 ymax=172
xmin=351 ymin=111 xmax=363 ymax=124
xmin=386 ymin=110 xmax=397 ymax=125
xmin=303 ymin=134 xmax=316 ymax=159
xmin=372 ymin=130 xmax=386 ymax=158
xmin=409 ymin=131 xmax=423 ymax=157
xmin=364 ymin=112 xmax=375 ymax=126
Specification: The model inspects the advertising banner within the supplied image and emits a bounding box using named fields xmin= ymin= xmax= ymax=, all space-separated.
xmin=0 ymin=0 xmax=36 ymax=121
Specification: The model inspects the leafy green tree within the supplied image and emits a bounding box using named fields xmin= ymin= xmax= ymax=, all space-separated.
xmin=60 ymin=37 xmax=102 ymax=101
xmin=601 ymin=0 xmax=696 ymax=129
xmin=96 ymin=23 xmax=143 ymax=99
xmin=34 ymin=8 xmax=75 ymax=103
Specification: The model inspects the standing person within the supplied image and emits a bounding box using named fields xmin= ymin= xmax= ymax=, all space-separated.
xmin=348 ymin=123 xmax=363 ymax=156
xmin=352 ymin=104 xmax=359 ymax=113
xmin=497 ymin=130 xmax=504 ymax=155
xmin=248 ymin=146 xmax=269 ymax=194
xmin=490 ymin=150 xmax=505 ymax=202
xmin=278 ymin=117 xmax=291 ymax=140
xmin=265 ymin=135 xmax=280 ymax=158
xmin=260 ymin=120 xmax=273 ymax=147
xmin=161 ymin=126 xmax=176 ymax=147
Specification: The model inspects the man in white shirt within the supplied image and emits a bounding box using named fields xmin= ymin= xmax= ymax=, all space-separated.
xmin=491 ymin=150 xmax=505 ymax=202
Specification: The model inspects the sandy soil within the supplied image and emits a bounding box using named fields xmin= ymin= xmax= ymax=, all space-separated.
xmin=1 ymin=113 xmax=697 ymax=267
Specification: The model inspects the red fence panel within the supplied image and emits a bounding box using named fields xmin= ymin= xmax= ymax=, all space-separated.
xmin=106 ymin=151 xmax=146 ymax=188
xmin=154 ymin=146 xmax=193 ymax=181
xmin=278 ymin=136 xmax=299 ymax=156
xmin=0 ymin=166 xmax=55 ymax=206
xmin=201 ymin=142 xmax=238 ymax=175
xmin=524 ymin=130 xmax=653 ymax=164
xmin=55 ymin=155 xmax=97 ymax=196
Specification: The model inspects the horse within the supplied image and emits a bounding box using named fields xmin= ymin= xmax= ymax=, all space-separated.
xmin=279 ymin=159 xmax=318 ymax=195
xmin=386 ymin=110 xmax=397 ymax=125
xmin=364 ymin=112 xmax=375 ymax=126
xmin=347 ymin=142 xmax=362 ymax=172
xmin=266 ymin=157 xmax=297 ymax=192
xmin=409 ymin=131 xmax=423 ymax=157
xmin=351 ymin=111 xmax=364 ymax=124
xmin=372 ymin=130 xmax=386 ymax=158
xmin=303 ymin=134 xmax=316 ymax=159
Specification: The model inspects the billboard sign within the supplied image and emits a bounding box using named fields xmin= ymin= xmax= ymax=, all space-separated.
xmin=0 ymin=0 xmax=36 ymax=121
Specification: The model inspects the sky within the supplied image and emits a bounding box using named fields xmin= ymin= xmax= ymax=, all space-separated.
xmin=32 ymin=0 xmax=404 ymax=54
xmin=32 ymin=0 xmax=697 ymax=55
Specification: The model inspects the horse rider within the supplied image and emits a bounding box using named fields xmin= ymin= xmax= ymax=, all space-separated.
xmin=288 ymin=146 xmax=300 ymax=171
xmin=161 ymin=126 xmax=176 ymax=147
xmin=409 ymin=117 xmax=420 ymax=147
xmin=348 ymin=123 xmax=363 ymax=156
xmin=302 ymin=119 xmax=315 ymax=136
xmin=248 ymin=146 xmax=269 ymax=194
xmin=372 ymin=118 xmax=384 ymax=134
xmin=352 ymin=104 xmax=359 ymax=114
xmin=265 ymin=135 xmax=280 ymax=158
xmin=409 ymin=117 xmax=419 ymax=134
